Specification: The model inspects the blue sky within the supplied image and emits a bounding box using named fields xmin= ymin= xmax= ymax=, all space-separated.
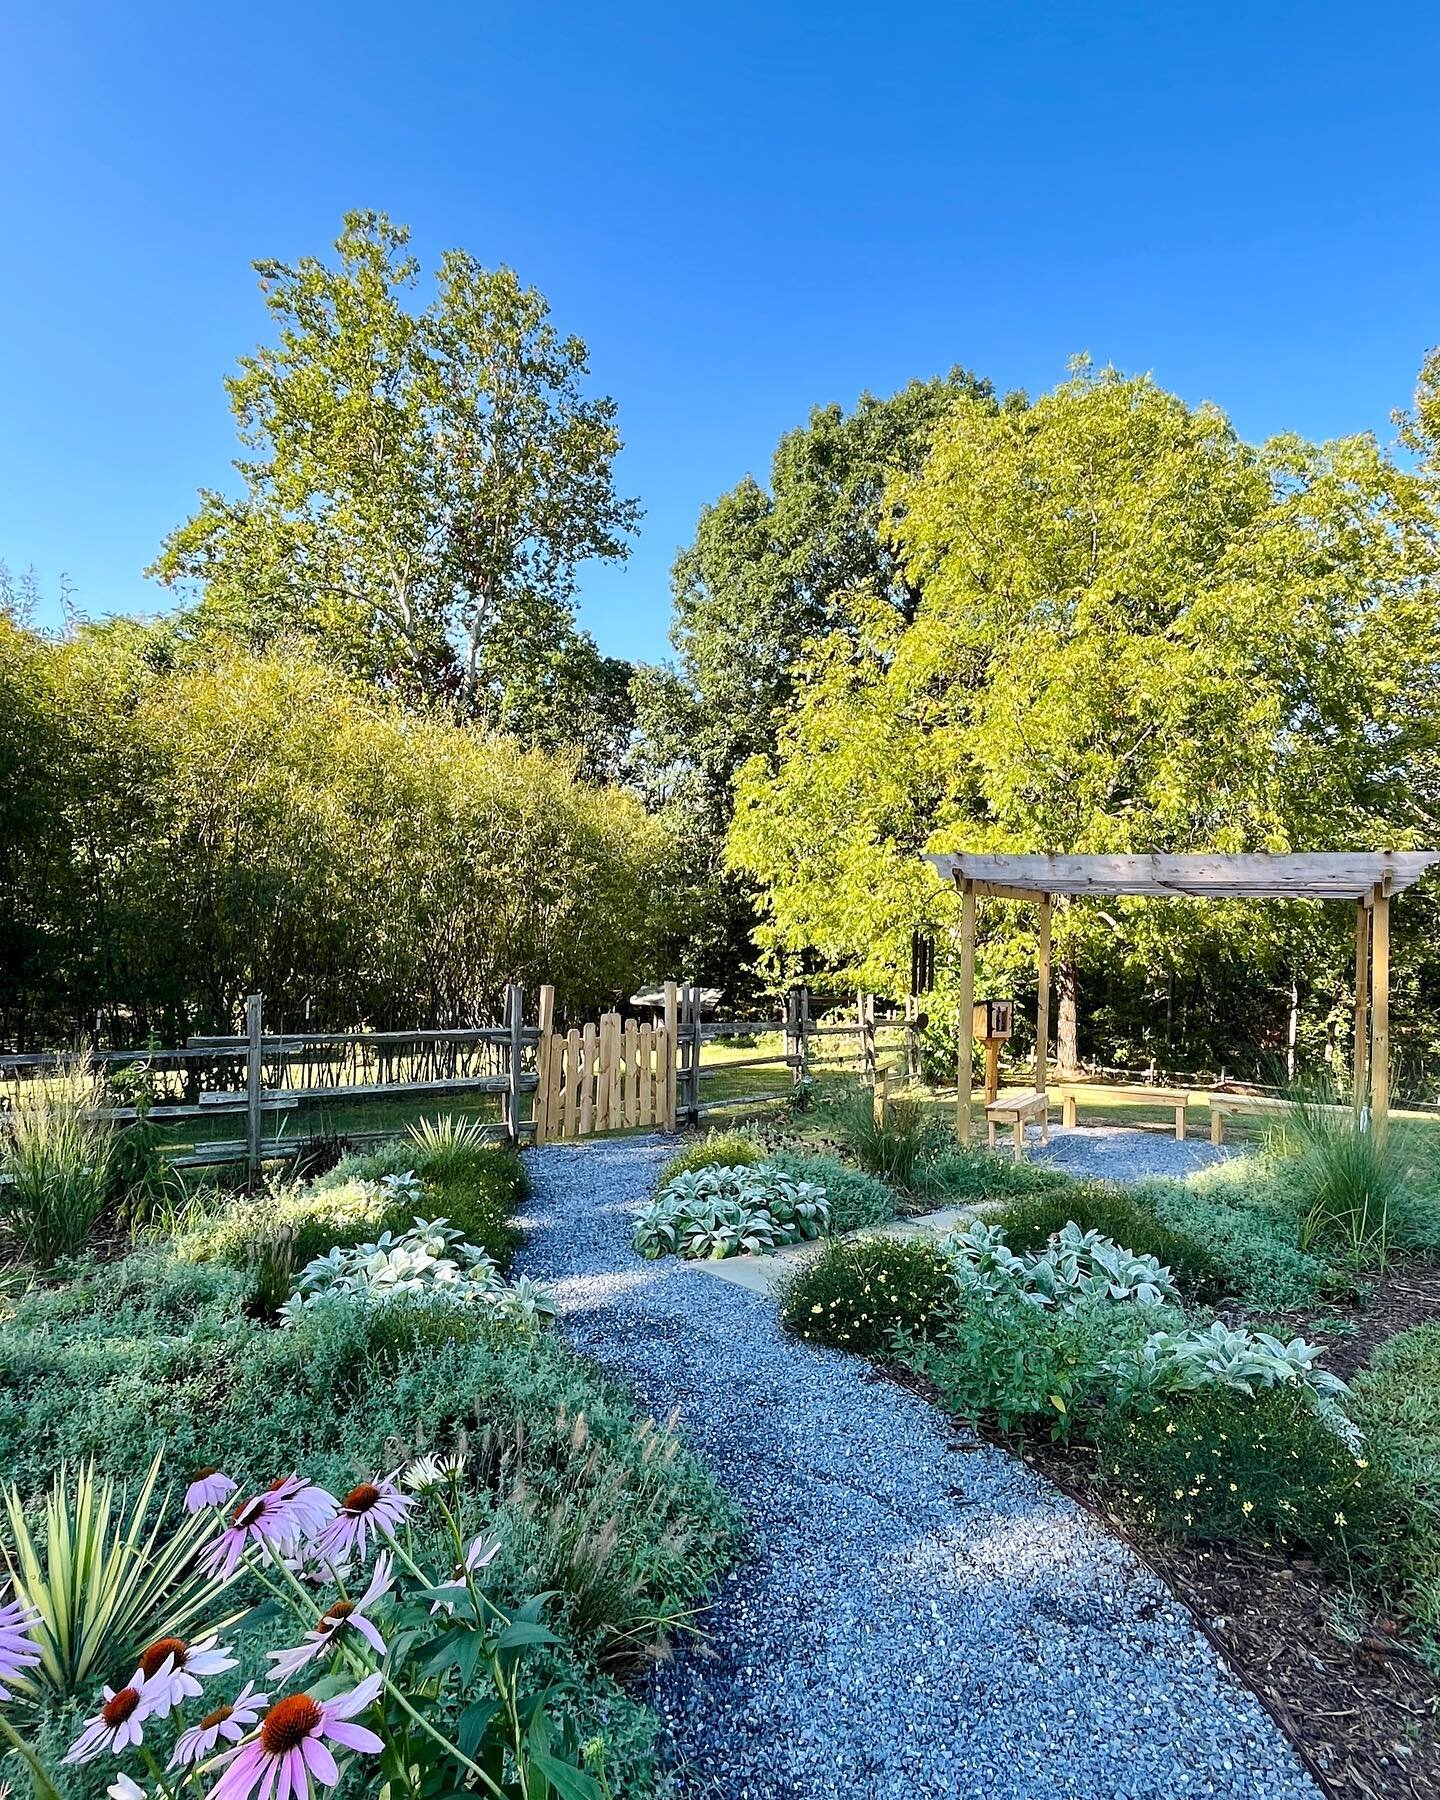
xmin=2 ymin=0 xmax=1438 ymax=663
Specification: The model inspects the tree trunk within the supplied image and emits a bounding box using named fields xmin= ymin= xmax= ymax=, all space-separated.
xmin=1056 ymin=959 xmax=1080 ymax=1075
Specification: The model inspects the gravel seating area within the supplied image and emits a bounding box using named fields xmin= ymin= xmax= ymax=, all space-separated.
xmin=1028 ymin=1122 xmax=1237 ymax=1184
xmin=517 ymin=1138 xmax=1316 ymax=1799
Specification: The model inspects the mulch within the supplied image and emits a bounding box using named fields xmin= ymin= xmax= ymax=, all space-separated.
xmin=871 ymin=1253 xmax=1440 ymax=1800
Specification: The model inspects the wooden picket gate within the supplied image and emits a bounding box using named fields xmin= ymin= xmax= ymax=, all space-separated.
xmin=532 ymin=982 xmax=677 ymax=1143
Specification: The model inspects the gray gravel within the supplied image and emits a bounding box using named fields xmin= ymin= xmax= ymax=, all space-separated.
xmin=516 ymin=1138 xmax=1316 ymax=1800
xmin=1028 ymin=1123 xmax=1239 ymax=1185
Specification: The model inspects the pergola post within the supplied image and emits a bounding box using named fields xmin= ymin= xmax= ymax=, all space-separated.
xmin=1352 ymin=901 xmax=1369 ymax=1115
xmin=956 ymin=879 xmax=976 ymax=1145
xmin=1035 ymin=893 xmax=1052 ymax=1098
xmin=1371 ymin=883 xmax=1390 ymax=1141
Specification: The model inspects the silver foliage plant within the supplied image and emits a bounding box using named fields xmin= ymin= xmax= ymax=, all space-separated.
xmin=633 ymin=1164 xmax=831 ymax=1261
xmin=939 ymin=1219 xmax=1178 ymax=1310
xmin=279 ymin=1216 xmax=555 ymax=1328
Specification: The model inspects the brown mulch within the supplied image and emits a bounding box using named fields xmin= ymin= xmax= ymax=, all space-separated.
xmin=869 ymin=1258 xmax=1440 ymax=1800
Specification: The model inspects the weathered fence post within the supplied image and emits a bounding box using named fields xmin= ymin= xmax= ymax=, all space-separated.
xmin=663 ymin=980 xmax=679 ymax=1130
xmin=245 ymin=992 xmax=264 ymax=1186
xmin=872 ymin=1068 xmax=889 ymax=1129
xmin=860 ymin=991 xmax=876 ymax=1085
xmin=533 ymin=985 xmax=555 ymax=1145
xmin=502 ymin=983 xmax=524 ymax=1145
xmin=683 ymin=982 xmax=703 ymax=1124
xmin=904 ymin=994 xmax=919 ymax=1085
xmin=800 ymin=985 xmax=811 ymax=1081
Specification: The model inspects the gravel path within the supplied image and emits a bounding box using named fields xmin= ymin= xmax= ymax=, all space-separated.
xmin=1028 ymin=1122 xmax=1237 ymax=1184
xmin=516 ymin=1139 xmax=1316 ymax=1800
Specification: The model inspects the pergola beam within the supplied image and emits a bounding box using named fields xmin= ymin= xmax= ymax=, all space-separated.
xmin=927 ymin=850 xmax=1440 ymax=903
xmin=956 ymin=879 xmax=976 ymax=1146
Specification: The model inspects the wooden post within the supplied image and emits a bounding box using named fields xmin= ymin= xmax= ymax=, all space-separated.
xmin=534 ymin=985 xmax=555 ymax=1145
xmin=1034 ymin=893 xmax=1052 ymax=1098
xmin=872 ymin=1069 xmax=889 ymax=1129
xmin=800 ymin=986 xmax=812 ymax=1080
xmin=244 ymin=992 xmax=264 ymax=1186
xmin=904 ymin=994 xmax=919 ymax=1085
xmin=983 ymin=1038 xmax=1001 ymax=1105
xmin=662 ymin=981 xmax=679 ymax=1131
xmin=956 ymin=880 xmax=976 ymax=1145
xmin=1353 ymin=902 xmax=1370 ymax=1114
xmin=858 ymin=991 xmax=876 ymax=1083
xmin=1371 ymin=884 xmax=1390 ymax=1141
xmin=502 ymin=983 xmax=524 ymax=1145
xmin=684 ymin=983 xmax=703 ymax=1124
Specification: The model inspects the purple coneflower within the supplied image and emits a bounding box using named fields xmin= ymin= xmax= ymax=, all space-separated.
xmin=430 ymin=1534 xmax=501 ymax=1614
xmin=208 ymin=1673 xmax=384 ymax=1800
xmin=0 ymin=1588 xmax=40 ymax=1699
xmin=63 ymin=1666 xmax=165 ymax=1762
xmin=267 ymin=1553 xmax=393 ymax=1682
xmin=185 ymin=1466 xmax=239 ymax=1514
xmin=134 ymin=1632 xmax=237 ymax=1715
xmin=169 ymin=1680 xmax=267 ymax=1768
xmin=316 ymin=1474 xmax=410 ymax=1561
xmin=202 ymin=1476 xmax=336 ymax=1578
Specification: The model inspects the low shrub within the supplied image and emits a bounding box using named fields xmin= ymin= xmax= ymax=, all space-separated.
xmin=1093 ymin=1385 xmax=1391 ymax=1569
xmin=656 ymin=1130 xmax=763 ymax=1187
xmin=1135 ymin=1164 xmax=1326 ymax=1311
xmin=919 ymin=1147 xmax=1070 ymax=1206
xmin=634 ymin=1164 xmax=830 ymax=1260
xmin=905 ymin=1287 xmax=1165 ymax=1435
xmin=765 ymin=1150 xmax=897 ymax=1231
xmin=1351 ymin=1322 xmax=1440 ymax=1656
xmin=0 ymin=1057 xmax=114 ymax=1265
xmin=987 ymin=1184 xmax=1228 ymax=1303
xmin=832 ymin=1093 xmax=945 ymax=1191
xmin=779 ymin=1235 xmax=956 ymax=1355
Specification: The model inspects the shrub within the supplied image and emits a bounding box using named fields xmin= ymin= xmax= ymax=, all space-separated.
xmin=1267 ymin=1097 xmax=1415 ymax=1264
xmin=779 ymin=1236 xmax=956 ymax=1355
xmin=1094 ymin=1386 xmax=1391 ymax=1569
xmin=919 ymin=1147 xmax=1070 ymax=1206
xmin=633 ymin=1164 xmax=830 ymax=1260
xmin=1351 ymin=1322 xmax=1440 ymax=1654
xmin=905 ymin=1288 xmax=1164 ymax=1435
xmin=988 ymin=1184 xmax=1227 ymax=1303
xmin=765 ymin=1150 xmax=897 ymax=1231
xmin=1135 ymin=1165 xmax=1326 ymax=1311
xmin=656 ymin=1130 xmax=763 ymax=1187
xmin=0 ymin=1058 xmax=114 ymax=1265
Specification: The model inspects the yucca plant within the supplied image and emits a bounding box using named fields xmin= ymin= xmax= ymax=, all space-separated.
xmin=0 ymin=1450 xmax=242 ymax=1699
xmin=838 ymin=1090 xmax=935 ymax=1192
xmin=0 ymin=1055 xmax=114 ymax=1265
xmin=406 ymin=1112 xmax=492 ymax=1177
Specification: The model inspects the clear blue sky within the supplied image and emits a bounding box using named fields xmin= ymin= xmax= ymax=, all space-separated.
xmin=2 ymin=0 xmax=1437 ymax=663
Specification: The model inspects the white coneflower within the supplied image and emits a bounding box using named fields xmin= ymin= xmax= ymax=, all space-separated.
xmin=429 ymin=1534 xmax=502 ymax=1614
xmin=63 ymin=1666 xmax=166 ymax=1762
xmin=134 ymin=1632 xmax=237 ymax=1716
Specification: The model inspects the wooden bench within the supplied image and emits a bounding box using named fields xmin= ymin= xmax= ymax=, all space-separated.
xmin=986 ymin=1089 xmax=1050 ymax=1161
xmin=1208 ymin=1092 xmax=1354 ymax=1146
xmin=1057 ymin=1082 xmax=1191 ymax=1141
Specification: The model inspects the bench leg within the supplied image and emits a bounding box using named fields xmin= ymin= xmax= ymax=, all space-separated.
xmin=1014 ymin=1118 xmax=1024 ymax=1162
xmin=987 ymin=1120 xmax=997 ymax=1152
xmin=1210 ymin=1111 xmax=1223 ymax=1147
xmin=1041 ymin=1105 xmax=1049 ymax=1146
xmin=1062 ymin=1095 xmax=1077 ymax=1129
xmin=1175 ymin=1104 xmax=1186 ymax=1142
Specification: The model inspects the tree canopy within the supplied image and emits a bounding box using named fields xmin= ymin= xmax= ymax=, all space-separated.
xmin=151 ymin=211 xmax=638 ymax=766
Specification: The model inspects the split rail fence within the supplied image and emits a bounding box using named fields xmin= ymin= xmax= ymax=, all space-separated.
xmin=0 ymin=984 xmax=924 ymax=1179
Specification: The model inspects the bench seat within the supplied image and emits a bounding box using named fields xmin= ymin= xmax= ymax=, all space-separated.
xmin=1208 ymin=1092 xmax=1353 ymax=1146
xmin=1056 ymin=1081 xmax=1191 ymax=1141
xmin=985 ymin=1088 xmax=1050 ymax=1161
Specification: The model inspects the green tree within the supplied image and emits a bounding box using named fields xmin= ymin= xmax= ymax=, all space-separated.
xmin=151 ymin=211 xmax=639 ymax=745
xmin=729 ymin=360 xmax=1440 ymax=1074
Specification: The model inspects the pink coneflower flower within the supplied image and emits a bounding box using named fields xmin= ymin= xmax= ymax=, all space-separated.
xmin=267 ymin=1553 xmax=393 ymax=1682
xmin=169 ymin=1681 xmax=267 ymax=1768
xmin=63 ymin=1667 xmax=165 ymax=1762
xmin=185 ymin=1466 xmax=239 ymax=1514
xmin=202 ymin=1476 xmax=336 ymax=1578
xmin=134 ymin=1632 xmax=237 ymax=1716
xmin=316 ymin=1474 xmax=410 ymax=1561
xmin=430 ymin=1534 xmax=502 ymax=1614
xmin=0 ymin=1588 xmax=41 ymax=1699
xmin=209 ymin=1673 xmax=384 ymax=1800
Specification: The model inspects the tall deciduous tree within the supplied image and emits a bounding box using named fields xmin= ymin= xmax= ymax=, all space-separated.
xmin=729 ymin=360 xmax=1440 ymax=1072
xmin=151 ymin=211 xmax=639 ymax=740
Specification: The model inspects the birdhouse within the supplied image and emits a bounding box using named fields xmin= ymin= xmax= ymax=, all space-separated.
xmin=972 ymin=998 xmax=1014 ymax=1043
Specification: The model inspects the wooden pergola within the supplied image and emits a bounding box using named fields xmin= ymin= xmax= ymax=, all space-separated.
xmin=925 ymin=852 xmax=1440 ymax=1144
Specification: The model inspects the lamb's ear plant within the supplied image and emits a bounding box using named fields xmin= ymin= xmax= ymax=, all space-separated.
xmin=0 ymin=1449 xmax=241 ymax=1698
